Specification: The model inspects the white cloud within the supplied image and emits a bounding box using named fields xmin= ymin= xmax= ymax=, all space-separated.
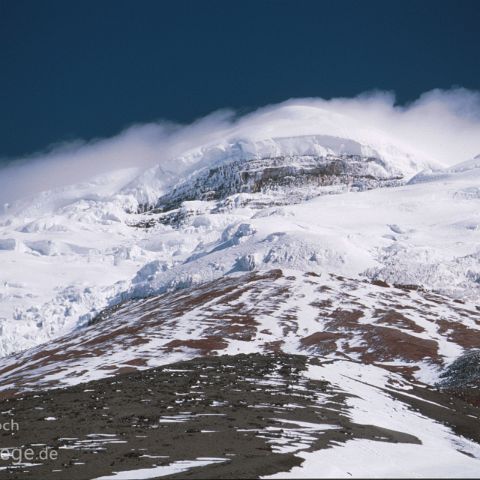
xmin=1 ymin=88 xmax=479 ymax=205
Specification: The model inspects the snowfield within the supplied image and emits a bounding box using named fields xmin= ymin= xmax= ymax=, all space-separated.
xmin=266 ymin=361 xmax=480 ymax=479
xmin=0 ymin=131 xmax=478 ymax=358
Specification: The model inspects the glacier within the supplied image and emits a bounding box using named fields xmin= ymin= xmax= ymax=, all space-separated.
xmin=0 ymin=107 xmax=478 ymax=359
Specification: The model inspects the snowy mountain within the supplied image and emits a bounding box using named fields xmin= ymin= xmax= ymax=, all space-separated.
xmin=1 ymin=109 xmax=480 ymax=478
xmin=0 ymin=132 xmax=476 ymax=358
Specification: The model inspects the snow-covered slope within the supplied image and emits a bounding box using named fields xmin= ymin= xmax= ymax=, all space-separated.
xmin=1 ymin=109 xmax=480 ymax=478
xmin=2 ymin=268 xmax=479 ymax=394
xmin=1 ymin=269 xmax=480 ymax=478
xmin=0 ymin=126 xmax=477 ymax=358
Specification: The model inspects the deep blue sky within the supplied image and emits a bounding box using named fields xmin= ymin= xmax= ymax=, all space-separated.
xmin=1 ymin=0 xmax=479 ymax=160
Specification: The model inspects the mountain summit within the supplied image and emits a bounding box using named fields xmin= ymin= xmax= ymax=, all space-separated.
xmin=0 ymin=108 xmax=479 ymax=478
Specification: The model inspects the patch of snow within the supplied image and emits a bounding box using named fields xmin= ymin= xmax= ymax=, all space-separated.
xmin=94 ymin=457 xmax=228 ymax=479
